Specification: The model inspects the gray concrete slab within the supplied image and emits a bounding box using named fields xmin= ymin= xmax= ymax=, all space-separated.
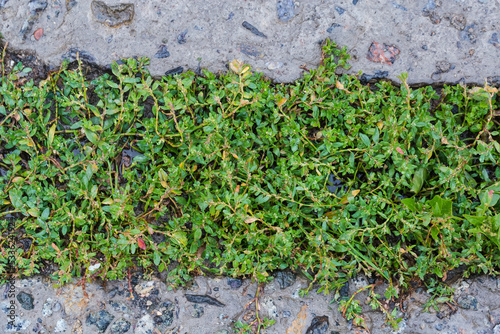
xmin=1 ymin=0 xmax=500 ymax=85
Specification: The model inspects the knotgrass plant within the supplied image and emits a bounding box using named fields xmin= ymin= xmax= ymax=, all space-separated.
xmin=0 ymin=40 xmax=499 ymax=329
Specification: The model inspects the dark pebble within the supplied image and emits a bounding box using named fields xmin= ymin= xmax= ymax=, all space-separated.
xmin=86 ymin=310 xmax=115 ymax=333
xmin=335 ymin=6 xmax=345 ymax=15
xmin=62 ymin=47 xmax=96 ymax=63
xmin=109 ymin=318 xmax=131 ymax=334
xmin=17 ymin=292 xmax=34 ymax=310
xmin=306 ymin=316 xmax=329 ymax=334
xmin=109 ymin=300 xmax=128 ymax=313
xmin=326 ymin=23 xmax=341 ymax=33
xmin=422 ymin=45 xmax=428 ymax=50
xmin=185 ymin=294 xmax=225 ymax=307
xmin=435 ymin=323 xmax=445 ymax=331
xmin=238 ymin=44 xmax=261 ymax=57
xmin=165 ymin=66 xmax=183 ymax=77
xmin=282 ymin=311 xmax=291 ymax=318
xmin=91 ymin=0 xmax=134 ymax=28
xmin=353 ymin=0 xmax=359 ymax=4
xmin=213 ymin=287 xmax=219 ymax=292
xmin=274 ymin=271 xmax=296 ymax=289
xmin=227 ymin=12 xmax=234 ymax=20
xmin=242 ymin=21 xmax=267 ymax=38
xmin=177 ymin=29 xmax=188 ymax=44
xmin=227 ymin=278 xmax=242 ymax=290
xmin=339 ymin=281 xmax=349 ymax=298
xmin=0 ymin=0 xmax=8 ymax=9
xmin=153 ymin=301 xmax=175 ymax=326
xmin=487 ymin=76 xmax=500 ymax=84
xmin=277 ymin=0 xmax=295 ymax=22
xmin=457 ymin=295 xmax=478 ymax=310
xmin=155 ymin=44 xmax=170 ymax=58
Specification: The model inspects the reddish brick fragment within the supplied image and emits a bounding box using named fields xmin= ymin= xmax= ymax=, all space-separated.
xmin=34 ymin=28 xmax=43 ymax=41
xmin=367 ymin=41 xmax=400 ymax=65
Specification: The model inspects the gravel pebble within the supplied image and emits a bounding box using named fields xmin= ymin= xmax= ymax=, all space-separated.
xmin=110 ymin=318 xmax=131 ymax=334
xmin=17 ymin=292 xmax=34 ymax=310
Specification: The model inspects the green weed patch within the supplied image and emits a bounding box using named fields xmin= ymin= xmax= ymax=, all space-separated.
xmin=1 ymin=40 xmax=500 ymax=328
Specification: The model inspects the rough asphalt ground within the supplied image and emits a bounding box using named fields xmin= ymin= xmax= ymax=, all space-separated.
xmin=1 ymin=0 xmax=500 ymax=333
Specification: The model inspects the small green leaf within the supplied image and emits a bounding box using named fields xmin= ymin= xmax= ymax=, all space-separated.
xmin=401 ymin=198 xmax=417 ymax=212
xmin=48 ymin=123 xmax=56 ymax=146
xmin=171 ymin=231 xmax=187 ymax=247
xmin=427 ymin=195 xmax=453 ymax=218
xmin=84 ymin=128 xmax=98 ymax=144
xmin=430 ymin=226 xmax=439 ymax=241
xmin=411 ymin=167 xmax=427 ymax=194
xmin=9 ymin=189 xmax=23 ymax=208
xmin=360 ymin=133 xmax=371 ymax=147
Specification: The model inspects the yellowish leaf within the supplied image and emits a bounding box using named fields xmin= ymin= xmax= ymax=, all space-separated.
xmin=229 ymin=59 xmax=243 ymax=74
xmin=244 ymin=217 xmax=258 ymax=224
xmin=441 ymin=137 xmax=449 ymax=145
xmin=102 ymin=198 xmax=113 ymax=205
xmin=158 ymin=168 xmax=168 ymax=182
xmin=336 ymin=81 xmax=344 ymax=90
xmin=351 ymin=189 xmax=360 ymax=197
xmin=377 ymin=121 xmax=384 ymax=130
xmin=12 ymin=176 xmax=24 ymax=184
xmin=147 ymin=225 xmax=154 ymax=235
xmin=277 ymin=97 xmax=287 ymax=108
xmin=160 ymin=180 xmax=168 ymax=188
xmin=27 ymin=208 xmax=39 ymax=217
xmin=48 ymin=123 xmax=56 ymax=146
xmin=51 ymin=243 xmax=60 ymax=253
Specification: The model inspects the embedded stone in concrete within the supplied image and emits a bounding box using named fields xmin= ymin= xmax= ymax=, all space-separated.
xmin=91 ymin=1 xmax=134 ymax=28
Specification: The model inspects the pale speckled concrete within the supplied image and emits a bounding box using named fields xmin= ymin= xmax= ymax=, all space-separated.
xmin=0 ymin=0 xmax=499 ymax=85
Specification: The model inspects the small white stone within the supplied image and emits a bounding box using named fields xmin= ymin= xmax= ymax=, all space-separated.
xmin=89 ymin=262 xmax=101 ymax=272
xmin=54 ymin=319 xmax=67 ymax=333
xmin=42 ymin=298 xmax=53 ymax=317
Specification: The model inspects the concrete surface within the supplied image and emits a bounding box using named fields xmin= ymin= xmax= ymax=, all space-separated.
xmin=0 ymin=0 xmax=499 ymax=85
xmin=1 ymin=274 xmax=500 ymax=333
